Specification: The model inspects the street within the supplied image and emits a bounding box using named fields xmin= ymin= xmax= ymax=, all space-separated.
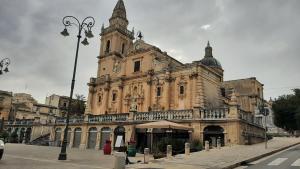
xmin=0 ymin=144 xmax=115 ymax=169
xmin=236 ymin=144 xmax=300 ymax=169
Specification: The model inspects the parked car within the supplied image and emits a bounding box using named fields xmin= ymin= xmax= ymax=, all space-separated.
xmin=0 ymin=139 xmax=4 ymax=160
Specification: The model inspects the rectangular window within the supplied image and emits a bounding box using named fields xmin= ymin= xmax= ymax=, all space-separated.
xmin=157 ymin=87 xmax=161 ymax=97
xmin=221 ymin=88 xmax=226 ymax=97
xmin=180 ymin=86 xmax=184 ymax=95
xmin=112 ymin=93 xmax=117 ymax=101
xmin=134 ymin=60 xmax=141 ymax=72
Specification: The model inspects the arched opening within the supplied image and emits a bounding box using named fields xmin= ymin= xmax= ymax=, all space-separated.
xmin=25 ymin=128 xmax=32 ymax=143
xmin=87 ymin=127 xmax=97 ymax=149
xmin=203 ymin=125 xmax=225 ymax=147
xmin=55 ymin=128 xmax=62 ymax=147
xmin=19 ymin=128 xmax=26 ymax=143
xmin=114 ymin=126 xmax=125 ymax=149
xmin=10 ymin=128 xmax=19 ymax=143
xmin=100 ymin=127 xmax=112 ymax=149
xmin=73 ymin=128 xmax=82 ymax=148
xmin=105 ymin=40 xmax=111 ymax=53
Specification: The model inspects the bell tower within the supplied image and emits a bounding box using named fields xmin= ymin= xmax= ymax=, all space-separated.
xmin=100 ymin=0 xmax=135 ymax=55
xmin=97 ymin=0 xmax=134 ymax=77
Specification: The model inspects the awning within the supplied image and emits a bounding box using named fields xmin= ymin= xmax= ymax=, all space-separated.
xmin=135 ymin=120 xmax=193 ymax=131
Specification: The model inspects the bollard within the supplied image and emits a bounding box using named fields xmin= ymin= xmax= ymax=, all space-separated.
xmin=113 ymin=152 xmax=126 ymax=169
xmin=144 ymin=148 xmax=150 ymax=164
xmin=217 ymin=138 xmax=221 ymax=149
xmin=167 ymin=145 xmax=172 ymax=158
xmin=185 ymin=143 xmax=190 ymax=155
xmin=205 ymin=141 xmax=209 ymax=151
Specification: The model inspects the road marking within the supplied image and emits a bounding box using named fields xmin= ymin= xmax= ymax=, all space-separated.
xmin=5 ymin=154 xmax=107 ymax=169
xmin=291 ymin=158 xmax=300 ymax=166
xmin=267 ymin=158 xmax=288 ymax=166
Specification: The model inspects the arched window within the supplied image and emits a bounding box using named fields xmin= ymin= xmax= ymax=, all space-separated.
xmin=105 ymin=40 xmax=110 ymax=53
xmin=121 ymin=43 xmax=125 ymax=54
xmin=180 ymin=86 xmax=184 ymax=95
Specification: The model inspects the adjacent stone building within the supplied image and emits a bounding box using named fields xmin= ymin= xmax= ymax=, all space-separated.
xmin=0 ymin=90 xmax=13 ymax=120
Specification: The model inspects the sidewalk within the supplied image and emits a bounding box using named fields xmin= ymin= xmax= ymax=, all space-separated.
xmin=127 ymin=137 xmax=300 ymax=169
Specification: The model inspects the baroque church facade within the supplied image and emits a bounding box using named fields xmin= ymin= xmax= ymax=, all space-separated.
xmin=85 ymin=1 xmax=223 ymax=115
xmin=22 ymin=0 xmax=265 ymax=150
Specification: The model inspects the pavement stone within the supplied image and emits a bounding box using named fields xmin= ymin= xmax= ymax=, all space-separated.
xmin=126 ymin=137 xmax=300 ymax=169
xmin=1 ymin=137 xmax=299 ymax=169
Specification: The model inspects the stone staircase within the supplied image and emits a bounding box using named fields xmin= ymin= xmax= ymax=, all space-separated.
xmin=29 ymin=133 xmax=50 ymax=146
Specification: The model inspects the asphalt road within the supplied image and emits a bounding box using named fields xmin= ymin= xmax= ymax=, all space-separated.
xmin=236 ymin=144 xmax=300 ymax=169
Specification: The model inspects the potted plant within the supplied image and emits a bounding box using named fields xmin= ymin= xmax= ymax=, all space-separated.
xmin=127 ymin=138 xmax=136 ymax=157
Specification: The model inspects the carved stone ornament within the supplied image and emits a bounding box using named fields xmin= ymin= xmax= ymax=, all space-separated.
xmin=112 ymin=60 xmax=121 ymax=73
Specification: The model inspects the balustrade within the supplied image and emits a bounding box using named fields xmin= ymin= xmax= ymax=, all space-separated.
xmin=55 ymin=117 xmax=84 ymax=124
xmin=238 ymin=109 xmax=263 ymax=127
xmin=133 ymin=109 xmax=193 ymax=121
xmin=88 ymin=113 xmax=129 ymax=123
xmin=200 ymin=108 xmax=229 ymax=120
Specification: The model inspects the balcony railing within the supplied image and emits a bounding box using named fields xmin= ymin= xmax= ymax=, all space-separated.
xmin=200 ymin=108 xmax=229 ymax=120
xmin=13 ymin=120 xmax=34 ymax=125
xmin=88 ymin=113 xmax=129 ymax=123
xmin=239 ymin=109 xmax=263 ymax=126
xmin=55 ymin=117 xmax=84 ymax=124
xmin=133 ymin=109 xmax=193 ymax=121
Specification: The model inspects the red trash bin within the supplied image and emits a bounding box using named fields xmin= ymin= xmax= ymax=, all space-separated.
xmin=103 ymin=140 xmax=112 ymax=155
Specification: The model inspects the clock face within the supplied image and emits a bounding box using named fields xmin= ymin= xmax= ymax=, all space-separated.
xmin=135 ymin=44 xmax=140 ymax=50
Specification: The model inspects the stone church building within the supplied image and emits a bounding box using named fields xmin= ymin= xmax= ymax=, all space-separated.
xmin=15 ymin=0 xmax=265 ymax=150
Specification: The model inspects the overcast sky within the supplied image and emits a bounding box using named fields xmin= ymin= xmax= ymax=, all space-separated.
xmin=0 ymin=0 xmax=300 ymax=103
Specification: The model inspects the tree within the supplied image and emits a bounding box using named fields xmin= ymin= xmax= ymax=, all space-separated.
xmin=272 ymin=89 xmax=300 ymax=133
xmin=70 ymin=94 xmax=86 ymax=117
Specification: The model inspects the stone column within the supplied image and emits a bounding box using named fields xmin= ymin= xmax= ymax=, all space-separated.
xmin=95 ymin=129 xmax=101 ymax=150
xmin=165 ymin=82 xmax=170 ymax=110
xmin=189 ymin=74 xmax=195 ymax=108
xmin=146 ymin=79 xmax=152 ymax=110
xmin=79 ymin=126 xmax=88 ymax=150
xmin=103 ymin=86 xmax=109 ymax=113
xmin=68 ymin=129 xmax=74 ymax=148
xmin=118 ymin=84 xmax=124 ymax=113
xmin=146 ymin=70 xmax=153 ymax=110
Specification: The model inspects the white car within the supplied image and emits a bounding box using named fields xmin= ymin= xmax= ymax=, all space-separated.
xmin=0 ymin=140 xmax=4 ymax=160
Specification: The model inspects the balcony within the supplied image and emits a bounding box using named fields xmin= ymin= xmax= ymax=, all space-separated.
xmin=133 ymin=109 xmax=193 ymax=121
xmin=200 ymin=108 xmax=229 ymax=120
xmin=55 ymin=117 xmax=84 ymax=124
xmin=88 ymin=113 xmax=129 ymax=123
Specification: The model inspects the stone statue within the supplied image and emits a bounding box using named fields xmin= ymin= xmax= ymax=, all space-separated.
xmin=129 ymin=98 xmax=137 ymax=112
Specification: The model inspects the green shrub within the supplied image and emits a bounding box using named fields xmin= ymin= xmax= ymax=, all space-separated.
xmin=191 ymin=139 xmax=203 ymax=152
xmin=10 ymin=132 xmax=18 ymax=143
xmin=154 ymin=137 xmax=185 ymax=155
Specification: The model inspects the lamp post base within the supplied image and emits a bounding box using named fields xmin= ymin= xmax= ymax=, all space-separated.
xmin=58 ymin=153 xmax=67 ymax=160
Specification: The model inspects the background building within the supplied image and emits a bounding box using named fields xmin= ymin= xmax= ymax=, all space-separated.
xmin=0 ymin=90 xmax=13 ymax=120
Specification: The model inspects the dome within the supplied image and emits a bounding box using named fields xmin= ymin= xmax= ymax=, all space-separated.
xmin=200 ymin=41 xmax=222 ymax=69
xmin=200 ymin=57 xmax=222 ymax=68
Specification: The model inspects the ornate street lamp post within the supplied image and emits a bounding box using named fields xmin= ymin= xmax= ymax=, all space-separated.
xmin=58 ymin=16 xmax=95 ymax=161
xmin=0 ymin=58 xmax=11 ymax=75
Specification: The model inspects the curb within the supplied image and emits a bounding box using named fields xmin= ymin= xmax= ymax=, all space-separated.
xmin=222 ymin=142 xmax=300 ymax=169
